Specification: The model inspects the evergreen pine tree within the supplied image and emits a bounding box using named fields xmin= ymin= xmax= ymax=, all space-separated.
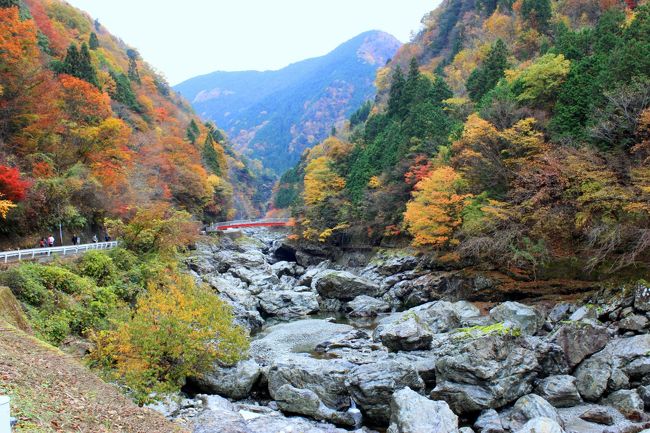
xmin=0 ymin=0 xmax=19 ymax=8
xmin=89 ymin=32 xmax=99 ymax=50
xmin=520 ymin=0 xmax=552 ymax=31
xmin=466 ymin=39 xmax=508 ymax=102
xmin=127 ymin=49 xmax=141 ymax=84
xmin=202 ymin=135 xmax=222 ymax=176
xmin=387 ymin=65 xmax=406 ymax=118
xmin=78 ymin=43 xmax=99 ymax=87
xmin=186 ymin=120 xmax=200 ymax=144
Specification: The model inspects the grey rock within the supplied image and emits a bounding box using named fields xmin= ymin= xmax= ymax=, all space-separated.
xmin=268 ymin=356 xmax=355 ymax=410
xmin=257 ymin=289 xmax=319 ymax=317
xmin=619 ymin=314 xmax=648 ymax=332
xmin=375 ymin=255 xmax=419 ymax=276
xmin=568 ymin=306 xmax=598 ymax=322
xmin=605 ymin=389 xmax=644 ymax=415
xmin=489 ymin=302 xmax=544 ymax=336
xmin=379 ymin=314 xmax=433 ymax=352
xmin=550 ymin=322 xmax=610 ymax=368
xmin=313 ymin=270 xmax=380 ymax=301
xmin=385 ymin=272 xmax=459 ymax=309
xmin=575 ymin=335 xmax=650 ymax=401
xmin=346 ymin=360 xmax=425 ymax=425
xmin=271 ymin=261 xmax=298 ymax=278
xmin=346 ymin=295 xmax=391 ymax=317
xmin=514 ymin=417 xmax=564 ymax=433
xmin=430 ymin=335 xmax=539 ymax=414
xmin=536 ymin=376 xmax=582 ymax=408
xmin=579 ymin=407 xmax=614 ymax=425
xmin=474 ymin=409 xmax=505 ymax=433
xmin=387 ymin=387 xmax=458 ymax=433
xmin=274 ymin=384 xmax=358 ymax=427
xmin=638 ymin=385 xmax=650 ymax=410
xmin=460 ymin=429 xmax=476 ymax=433
xmin=548 ymin=304 xmax=575 ymax=323
xmin=634 ymin=283 xmax=650 ymax=312
xmin=193 ymin=359 xmax=261 ymax=400
xmin=508 ymin=394 xmax=562 ymax=430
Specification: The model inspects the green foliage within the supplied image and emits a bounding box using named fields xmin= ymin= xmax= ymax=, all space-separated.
xmin=126 ymin=48 xmax=140 ymax=83
xmin=76 ymin=251 xmax=117 ymax=286
xmin=0 ymin=0 xmax=18 ymax=9
xmin=88 ymin=32 xmax=99 ymax=50
xmin=108 ymin=70 xmax=140 ymax=112
xmin=186 ymin=119 xmax=200 ymax=144
xmin=60 ymin=43 xmax=99 ymax=87
xmin=520 ymin=0 xmax=552 ymax=31
xmin=466 ymin=39 xmax=508 ymax=102
xmin=202 ymin=135 xmax=222 ymax=176
xmin=90 ymin=273 xmax=249 ymax=403
xmin=350 ymin=100 xmax=372 ymax=127
xmin=513 ymin=53 xmax=570 ymax=107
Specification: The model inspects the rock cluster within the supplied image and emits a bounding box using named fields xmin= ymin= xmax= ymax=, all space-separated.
xmin=174 ymin=229 xmax=650 ymax=433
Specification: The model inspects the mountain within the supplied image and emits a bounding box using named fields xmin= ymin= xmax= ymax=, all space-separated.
xmin=281 ymin=0 xmax=650 ymax=280
xmin=175 ymin=31 xmax=401 ymax=174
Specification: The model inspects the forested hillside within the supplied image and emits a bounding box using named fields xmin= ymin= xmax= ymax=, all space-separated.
xmin=0 ymin=0 xmax=251 ymax=246
xmin=280 ymin=0 xmax=650 ymax=279
xmin=175 ymin=31 xmax=401 ymax=174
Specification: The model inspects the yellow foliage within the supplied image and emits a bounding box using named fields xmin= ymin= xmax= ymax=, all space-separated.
xmin=368 ymin=176 xmax=381 ymax=189
xmin=404 ymin=166 xmax=471 ymax=248
xmin=0 ymin=196 xmax=16 ymax=219
xmin=303 ymin=156 xmax=345 ymax=206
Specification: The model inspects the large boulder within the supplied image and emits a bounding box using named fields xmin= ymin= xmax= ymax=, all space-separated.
xmin=387 ymin=388 xmax=458 ymax=433
xmin=274 ymin=384 xmax=359 ymax=427
xmin=535 ymin=375 xmax=582 ymax=408
xmin=489 ymin=302 xmax=543 ymax=336
xmin=474 ymin=409 xmax=505 ymax=433
xmin=514 ymin=417 xmax=564 ymax=433
xmin=574 ymin=335 xmax=650 ymax=401
xmin=549 ymin=322 xmax=610 ymax=368
xmin=379 ymin=313 xmax=433 ymax=352
xmin=346 ymin=295 xmax=391 ymax=317
xmin=507 ymin=394 xmax=561 ymax=431
xmin=313 ymin=270 xmax=380 ymax=301
xmin=605 ymin=389 xmax=644 ymax=416
xmin=257 ymin=288 xmax=319 ymax=317
xmin=374 ymin=254 xmax=420 ymax=276
xmin=192 ymin=359 xmax=261 ymax=400
xmin=268 ymin=356 xmax=355 ymax=411
xmin=385 ymin=272 xmax=462 ymax=309
xmin=430 ymin=335 xmax=540 ymax=414
xmin=346 ymin=360 xmax=425 ymax=425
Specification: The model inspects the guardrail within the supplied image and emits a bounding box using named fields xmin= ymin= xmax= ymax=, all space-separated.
xmin=0 ymin=241 xmax=118 ymax=263
xmin=207 ymin=218 xmax=291 ymax=232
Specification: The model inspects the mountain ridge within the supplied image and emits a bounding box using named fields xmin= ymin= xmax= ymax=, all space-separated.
xmin=175 ymin=30 xmax=401 ymax=173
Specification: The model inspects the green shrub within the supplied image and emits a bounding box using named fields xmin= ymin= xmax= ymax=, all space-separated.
xmin=108 ymin=247 xmax=138 ymax=271
xmin=37 ymin=265 xmax=94 ymax=295
xmin=77 ymin=251 xmax=117 ymax=286
xmin=1 ymin=265 xmax=51 ymax=306
xmin=27 ymin=307 xmax=72 ymax=345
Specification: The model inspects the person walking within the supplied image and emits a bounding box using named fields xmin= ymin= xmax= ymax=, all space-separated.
xmin=39 ymin=238 xmax=46 ymax=248
xmin=71 ymin=234 xmax=78 ymax=245
xmin=92 ymin=234 xmax=98 ymax=243
xmin=47 ymin=235 xmax=55 ymax=247
xmin=76 ymin=235 xmax=81 ymax=245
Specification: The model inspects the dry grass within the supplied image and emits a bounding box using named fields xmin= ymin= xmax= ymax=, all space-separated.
xmin=0 ymin=321 xmax=188 ymax=433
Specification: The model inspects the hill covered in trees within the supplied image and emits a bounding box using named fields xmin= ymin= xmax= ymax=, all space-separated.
xmin=278 ymin=0 xmax=650 ymax=280
xmin=0 ymin=0 xmax=268 ymax=245
xmin=174 ymin=31 xmax=401 ymax=174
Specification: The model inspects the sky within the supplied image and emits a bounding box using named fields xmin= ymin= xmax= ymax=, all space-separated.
xmin=65 ymin=0 xmax=437 ymax=85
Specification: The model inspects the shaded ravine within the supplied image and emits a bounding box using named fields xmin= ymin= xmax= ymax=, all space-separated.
xmin=151 ymin=228 xmax=650 ymax=433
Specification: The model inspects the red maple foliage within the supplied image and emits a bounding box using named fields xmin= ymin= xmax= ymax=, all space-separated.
xmin=0 ymin=165 xmax=30 ymax=202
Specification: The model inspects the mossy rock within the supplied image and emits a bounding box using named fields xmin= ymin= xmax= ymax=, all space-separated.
xmin=453 ymin=322 xmax=522 ymax=340
xmin=0 ymin=286 xmax=32 ymax=333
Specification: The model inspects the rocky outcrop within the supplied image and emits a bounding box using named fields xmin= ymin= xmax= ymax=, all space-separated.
xmin=257 ymin=288 xmax=319 ymax=317
xmin=489 ymin=302 xmax=544 ymax=336
xmin=378 ymin=313 xmax=433 ymax=352
xmin=193 ymin=360 xmax=261 ymax=400
xmin=387 ymin=388 xmax=458 ymax=433
xmin=346 ymin=295 xmax=391 ymax=317
xmin=430 ymin=335 xmax=540 ymax=414
xmin=514 ymin=417 xmax=564 ymax=433
xmin=574 ymin=334 xmax=650 ymax=401
xmin=346 ymin=360 xmax=425 ymax=425
xmin=549 ymin=322 xmax=610 ymax=368
xmin=312 ymin=270 xmax=380 ymax=301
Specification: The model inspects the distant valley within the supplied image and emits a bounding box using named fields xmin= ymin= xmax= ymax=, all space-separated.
xmin=175 ymin=30 xmax=400 ymax=174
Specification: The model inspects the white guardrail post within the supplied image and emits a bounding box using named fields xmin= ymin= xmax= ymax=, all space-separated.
xmin=0 ymin=396 xmax=10 ymax=433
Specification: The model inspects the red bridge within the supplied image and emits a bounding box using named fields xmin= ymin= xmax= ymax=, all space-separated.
xmin=207 ymin=218 xmax=293 ymax=232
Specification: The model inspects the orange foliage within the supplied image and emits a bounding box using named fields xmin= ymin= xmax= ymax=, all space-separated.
xmin=59 ymin=74 xmax=112 ymax=124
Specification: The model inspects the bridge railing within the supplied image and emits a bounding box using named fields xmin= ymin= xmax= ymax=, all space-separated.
xmin=206 ymin=218 xmax=291 ymax=232
xmin=0 ymin=241 xmax=119 ymax=263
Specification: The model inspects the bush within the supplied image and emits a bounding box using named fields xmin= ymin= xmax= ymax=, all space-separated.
xmin=107 ymin=247 xmax=137 ymax=271
xmin=0 ymin=265 xmax=51 ymax=306
xmin=90 ymin=272 xmax=249 ymax=403
xmin=77 ymin=251 xmax=117 ymax=286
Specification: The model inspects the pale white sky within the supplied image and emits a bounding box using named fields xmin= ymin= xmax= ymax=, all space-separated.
xmin=66 ymin=0 xmax=438 ymax=85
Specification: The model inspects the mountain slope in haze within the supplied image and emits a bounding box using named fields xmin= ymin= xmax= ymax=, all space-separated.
xmin=175 ymin=31 xmax=401 ymax=173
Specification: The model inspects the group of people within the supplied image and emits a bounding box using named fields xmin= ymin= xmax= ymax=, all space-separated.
xmin=38 ymin=233 xmax=112 ymax=248
xmin=38 ymin=235 xmax=56 ymax=248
